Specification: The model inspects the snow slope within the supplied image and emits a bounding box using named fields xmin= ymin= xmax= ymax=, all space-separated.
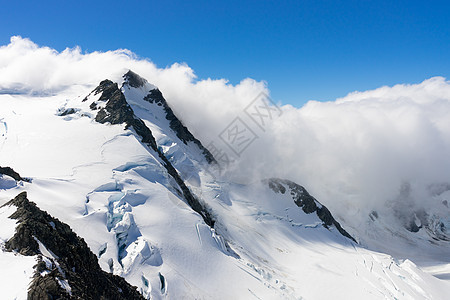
xmin=0 ymin=202 xmax=36 ymax=300
xmin=1 ymin=71 xmax=449 ymax=299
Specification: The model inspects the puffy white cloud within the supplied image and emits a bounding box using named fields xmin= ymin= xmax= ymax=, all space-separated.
xmin=242 ymin=77 xmax=450 ymax=223
xmin=2 ymin=36 xmax=450 ymax=225
xmin=0 ymin=36 xmax=266 ymax=134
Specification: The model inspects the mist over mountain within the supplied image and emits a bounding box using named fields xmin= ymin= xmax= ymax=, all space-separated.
xmin=2 ymin=36 xmax=450 ymax=225
xmin=1 ymin=37 xmax=450 ymax=299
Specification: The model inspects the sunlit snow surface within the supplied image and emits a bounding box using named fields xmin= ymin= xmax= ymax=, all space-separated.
xmin=1 ymin=83 xmax=449 ymax=299
xmin=0 ymin=202 xmax=37 ymax=300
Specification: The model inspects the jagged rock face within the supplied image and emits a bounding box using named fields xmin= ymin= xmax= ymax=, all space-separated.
xmin=88 ymin=79 xmax=159 ymax=151
xmin=140 ymin=80 xmax=216 ymax=164
xmin=390 ymin=182 xmax=449 ymax=240
xmin=120 ymin=70 xmax=215 ymax=164
xmin=57 ymin=107 xmax=78 ymax=116
xmin=3 ymin=192 xmax=144 ymax=300
xmin=0 ymin=166 xmax=30 ymax=182
xmin=123 ymin=70 xmax=147 ymax=88
xmin=400 ymin=208 xmax=449 ymax=240
xmin=266 ymin=178 xmax=356 ymax=242
xmin=90 ymin=80 xmax=136 ymax=126
xmin=85 ymin=78 xmax=216 ymax=228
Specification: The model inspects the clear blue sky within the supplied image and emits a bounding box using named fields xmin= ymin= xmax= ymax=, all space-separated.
xmin=1 ymin=0 xmax=449 ymax=106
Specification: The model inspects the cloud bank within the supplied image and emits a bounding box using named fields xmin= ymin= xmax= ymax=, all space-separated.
xmin=2 ymin=36 xmax=450 ymax=225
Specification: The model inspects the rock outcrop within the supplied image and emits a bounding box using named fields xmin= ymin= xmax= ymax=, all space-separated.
xmin=266 ymin=178 xmax=356 ymax=242
xmin=124 ymin=70 xmax=216 ymax=164
xmin=0 ymin=166 xmax=30 ymax=182
xmin=2 ymin=192 xmax=144 ymax=299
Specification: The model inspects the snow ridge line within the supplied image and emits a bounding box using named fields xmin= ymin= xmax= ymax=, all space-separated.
xmin=85 ymin=77 xmax=217 ymax=228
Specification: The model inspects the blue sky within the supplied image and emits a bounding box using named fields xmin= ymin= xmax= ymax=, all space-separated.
xmin=1 ymin=0 xmax=449 ymax=106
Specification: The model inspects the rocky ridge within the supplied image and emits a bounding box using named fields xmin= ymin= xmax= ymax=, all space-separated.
xmin=85 ymin=74 xmax=216 ymax=227
xmin=0 ymin=166 xmax=30 ymax=182
xmin=2 ymin=192 xmax=144 ymax=299
xmin=266 ymin=178 xmax=356 ymax=242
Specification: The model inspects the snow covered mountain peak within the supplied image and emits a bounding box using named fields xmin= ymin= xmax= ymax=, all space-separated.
xmin=1 ymin=70 xmax=450 ymax=299
xmin=81 ymin=70 xmax=218 ymax=226
xmin=122 ymin=70 xmax=156 ymax=90
xmin=83 ymin=70 xmax=216 ymax=165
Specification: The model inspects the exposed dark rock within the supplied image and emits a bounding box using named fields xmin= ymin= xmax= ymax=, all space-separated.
xmin=426 ymin=221 xmax=450 ymax=241
xmin=123 ymin=70 xmax=147 ymax=88
xmin=265 ymin=178 xmax=356 ymax=242
xmin=95 ymin=80 xmax=118 ymax=100
xmin=406 ymin=219 xmax=421 ymax=233
xmin=29 ymin=268 xmax=69 ymax=300
xmin=158 ymin=272 xmax=166 ymax=294
xmin=162 ymin=156 xmax=216 ymax=227
xmin=141 ymin=84 xmax=216 ymax=164
xmin=121 ymin=70 xmax=216 ymax=164
xmin=82 ymin=79 xmax=117 ymax=104
xmin=0 ymin=166 xmax=30 ymax=182
xmin=402 ymin=208 xmax=449 ymax=241
xmin=391 ymin=183 xmax=441 ymax=236
xmin=86 ymin=79 xmax=215 ymax=228
xmin=57 ymin=108 xmax=78 ymax=116
xmin=405 ymin=209 xmax=428 ymax=233
xmin=267 ymin=178 xmax=286 ymax=194
xmin=129 ymin=117 xmax=159 ymax=151
xmin=92 ymin=83 xmax=135 ymax=126
xmin=89 ymin=102 xmax=98 ymax=110
xmin=2 ymin=192 xmax=144 ymax=299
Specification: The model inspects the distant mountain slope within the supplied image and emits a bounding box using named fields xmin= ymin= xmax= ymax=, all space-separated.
xmin=266 ymin=178 xmax=356 ymax=242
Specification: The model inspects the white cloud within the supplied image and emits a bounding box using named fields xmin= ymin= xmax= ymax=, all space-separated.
xmin=244 ymin=77 xmax=450 ymax=223
xmin=1 ymin=36 xmax=450 ymax=225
